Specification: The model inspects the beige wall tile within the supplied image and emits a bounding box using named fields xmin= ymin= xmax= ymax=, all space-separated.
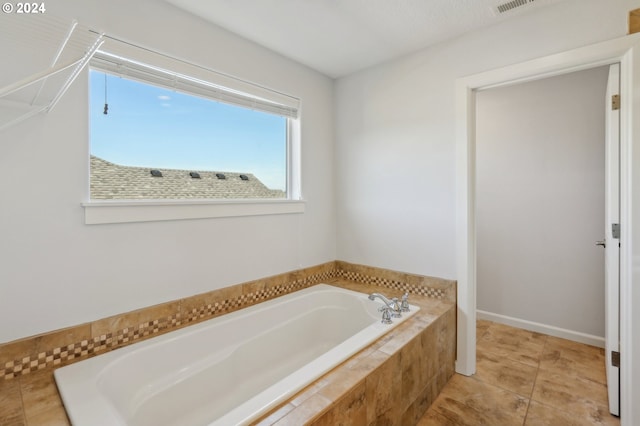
xmin=90 ymin=300 xmax=180 ymax=340
xmin=317 ymin=366 xmax=366 ymax=402
xmin=0 ymin=337 xmax=38 ymax=375
xmin=34 ymin=325 xmax=92 ymax=356
xmin=180 ymin=284 xmax=243 ymax=319
xmin=314 ymin=381 xmax=366 ymax=425
xmin=403 ymin=378 xmax=441 ymax=426
xmin=252 ymin=403 xmax=295 ymax=426
xmin=0 ymin=378 xmax=26 ymax=425
xmin=20 ymin=372 xmax=68 ymax=425
xmin=400 ymin=336 xmax=425 ymax=411
xmin=25 ymin=407 xmax=70 ymax=426
xmin=364 ymin=351 xmax=401 ymax=424
xmin=274 ymin=393 xmax=332 ymax=426
xmin=287 ymin=379 xmax=330 ymax=407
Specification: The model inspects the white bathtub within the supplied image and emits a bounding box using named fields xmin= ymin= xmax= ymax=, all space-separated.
xmin=54 ymin=284 xmax=419 ymax=426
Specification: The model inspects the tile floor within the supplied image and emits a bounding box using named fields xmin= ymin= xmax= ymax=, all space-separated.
xmin=419 ymin=320 xmax=620 ymax=426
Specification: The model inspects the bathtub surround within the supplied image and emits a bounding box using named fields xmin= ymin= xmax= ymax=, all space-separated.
xmin=0 ymin=275 xmax=456 ymax=426
xmin=0 ymin=261 xmax=455 ymax=382
xmin=55 ymin=285 xmax=421 ymax=425
xmin=254 ymin=281 xmax=456 ymax=425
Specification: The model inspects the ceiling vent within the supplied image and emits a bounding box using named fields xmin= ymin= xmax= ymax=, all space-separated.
xmin=496 ymin=0 xmax=530 ymax=14
xmin=492 ymin=0 xmax=557 ymax=15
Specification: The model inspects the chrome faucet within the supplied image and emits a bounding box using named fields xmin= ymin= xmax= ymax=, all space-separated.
xmin=368 ymin=293 xmax=402 ymax=318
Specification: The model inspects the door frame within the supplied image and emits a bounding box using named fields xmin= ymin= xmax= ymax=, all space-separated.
xmin=455 ymin=34 xmax=640 ymax=424
xmin=605 ymin=62 xmax=621 ymax=416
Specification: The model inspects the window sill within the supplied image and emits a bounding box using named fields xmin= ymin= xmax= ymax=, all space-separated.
xmin=82 ymin=199 xmax=306 ymax=224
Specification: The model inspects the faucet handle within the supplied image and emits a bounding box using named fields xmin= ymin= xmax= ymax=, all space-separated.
xmin=378 ymin=306 xmax=393 ymax=324
xmin=400 ymin=293 xmax=410 ymax=312
xmin=391 ymin=298 xmax=402 ymax=318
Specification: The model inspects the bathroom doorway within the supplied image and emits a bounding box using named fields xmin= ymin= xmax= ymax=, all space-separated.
xmin=474 ymin=64 xmax=619 ymax=414
xmin=455 ymin=35 xmax=639 ymax=424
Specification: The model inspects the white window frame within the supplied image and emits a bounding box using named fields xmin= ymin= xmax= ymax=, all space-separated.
xmin=82 ymin=38 xmax=304 ymax=225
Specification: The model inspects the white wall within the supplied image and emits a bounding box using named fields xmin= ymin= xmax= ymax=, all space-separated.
xmin=335 ymin=0 xmax=635 ymax=280
xmin=475 ymin=67 xmax=608 ymax=338
xmin=0 ymin=0 xmax=335 ymax=343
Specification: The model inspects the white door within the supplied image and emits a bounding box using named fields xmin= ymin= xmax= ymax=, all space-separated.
xmin=604 ymin=62 xmax=620 ymax=417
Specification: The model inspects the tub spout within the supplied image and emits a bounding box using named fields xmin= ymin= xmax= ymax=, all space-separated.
xmin=368 ymin=293 xmax=401 ymax=318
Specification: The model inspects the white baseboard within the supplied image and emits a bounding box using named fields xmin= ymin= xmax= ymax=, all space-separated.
xmin=476 ymin=310 xmax=605 ymax=348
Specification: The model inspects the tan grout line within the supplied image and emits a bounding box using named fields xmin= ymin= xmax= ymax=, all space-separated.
xmin=521 ymin=334 xmax=548 ymax=425
xmin=476 ymin=321 xmax=552 ymax=426
xmin=17 ymin=375 xmax=28 ymax=426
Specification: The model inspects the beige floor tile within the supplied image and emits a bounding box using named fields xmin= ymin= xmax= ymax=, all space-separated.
xmin=531 ymin=368 xmax=610 ymax=420
xmin=476 ymin=319 xmax=492 ymax=339
xmin=539 ymin=336 xmax=606 ymax=385
xmin=420 ymin=322 xmax=616 ymax=426
xmin=477 ymin=323 xmax=547 ymax=368
xmin=525 ymin=400 xmax=619 ymax=426
xmin=428 ymin=374 xmax=529 ymax=426
xmin=475 ymin=350 xmax=538 ymax=397
xmin=417 ymin=408 xmax=461 ymax=425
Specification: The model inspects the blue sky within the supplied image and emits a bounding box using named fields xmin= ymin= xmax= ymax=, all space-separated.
xmin=89 ymin=70 xmax=287 ymax=190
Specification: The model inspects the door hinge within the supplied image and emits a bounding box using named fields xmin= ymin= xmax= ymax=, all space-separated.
xmin=612 ymin=94 xmax=620 ymax=110
xmin=612 ymin=351 xmax=620 ymax=368
xmin=612 ymin=223 xmax=620 ymax=239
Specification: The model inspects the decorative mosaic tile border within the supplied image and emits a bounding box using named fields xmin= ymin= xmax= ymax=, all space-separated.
xmin=182 ymin=271 xmax=336 ymax=323
xmin=338 ymin=269 xmax=447 ymax=299
xmin=1 ymin=269 xmax=337 ymax=380
xmin=1 ymin=263 xmax=453 ymax=381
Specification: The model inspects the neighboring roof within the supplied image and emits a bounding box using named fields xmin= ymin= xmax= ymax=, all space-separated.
xmin=90 ymin=156 xmax=285 ymax=200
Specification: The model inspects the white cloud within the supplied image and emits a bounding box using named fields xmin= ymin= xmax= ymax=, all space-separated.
xmin=158 ymin=95 xmax=171 ymax=101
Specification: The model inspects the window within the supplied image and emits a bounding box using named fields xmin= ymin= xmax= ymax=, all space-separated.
xmin=89 ymin=49 xmax=300 ymax=201
xmin=83 ymin=43 xmax=303 ymax=224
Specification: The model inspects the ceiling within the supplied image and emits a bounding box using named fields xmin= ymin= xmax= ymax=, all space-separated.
xmin=164 ymin=0 xmax=567 ymax=78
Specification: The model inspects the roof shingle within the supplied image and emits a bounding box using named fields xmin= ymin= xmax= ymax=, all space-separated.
xmin=90 ymin=156 xmax=285 ymax=200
